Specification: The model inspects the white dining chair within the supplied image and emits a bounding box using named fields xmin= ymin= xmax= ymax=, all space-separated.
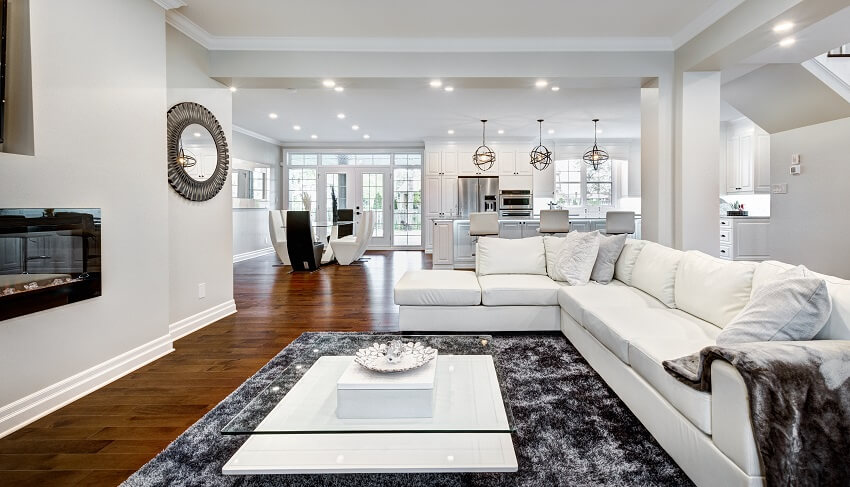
xmin=268 ymin=210 xmax=290 ymax=265
xmin=331 ymin=211 xmax=374 ymax=265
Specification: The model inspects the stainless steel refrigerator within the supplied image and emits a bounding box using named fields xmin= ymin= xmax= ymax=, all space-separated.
xmin=457 ymin=176 xmax=500 ymax=217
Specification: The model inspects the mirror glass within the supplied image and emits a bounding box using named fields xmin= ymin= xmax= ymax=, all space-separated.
xmin=179 ymin=124 xmax=217 ymax=182
xmin=232 ymin=159 xmax=272 ymax=209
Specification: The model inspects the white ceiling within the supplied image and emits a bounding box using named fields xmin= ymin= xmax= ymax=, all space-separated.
xmin=230 ymin=78 xmax=641 ymax=143
xmin=176 ymin=0 xmax=726 ymax=41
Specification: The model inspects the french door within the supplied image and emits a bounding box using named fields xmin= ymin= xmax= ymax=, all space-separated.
xmin=318 ymin=167 xmax=392 ymax=247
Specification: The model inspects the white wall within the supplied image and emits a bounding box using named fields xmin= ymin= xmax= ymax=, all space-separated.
xmin=166 ymin=27 xmax=234 ymax=326
xmin=232 ymin=131 xmax=281 ymax=258
xmin=769 ymin=117 xmax=850 ymax=278
xmin=0 ymin=0 xmax=170 ymax=433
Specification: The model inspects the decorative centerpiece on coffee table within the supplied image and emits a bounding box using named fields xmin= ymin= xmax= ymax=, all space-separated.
xmin=354 ymin=340 xmax=437 ymax=373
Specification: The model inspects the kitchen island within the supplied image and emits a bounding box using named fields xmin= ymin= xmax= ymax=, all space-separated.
xmin=430 ymin=215 xmax=642 ymax=269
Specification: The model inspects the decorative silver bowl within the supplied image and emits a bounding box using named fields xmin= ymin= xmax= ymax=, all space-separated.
xmin=354 ymin=340 xmax=438 ymax=373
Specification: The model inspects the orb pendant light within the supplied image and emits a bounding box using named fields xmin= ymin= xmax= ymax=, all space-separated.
xmin=473 ymin=120 xmax=496 ymax=171
xmin=530 ymin=119 xmax=552 ymax=171
xmin=583 ymin=119 xmax=609 ymax=170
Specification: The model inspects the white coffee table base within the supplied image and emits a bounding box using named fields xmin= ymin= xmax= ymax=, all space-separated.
xmin=222 ymin=432 xmax=518 ymax=475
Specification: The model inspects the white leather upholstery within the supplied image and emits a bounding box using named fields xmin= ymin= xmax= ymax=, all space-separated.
xmin=543 ymin=236 xmax=566 ymax=281
xmin=478 ymin=274 xmax=561 ymax=306
xmin=477 ymin=236 xmax=547 ymax=276
xmin=557 ymin=281 xmax=665 ymax=327
xmin=268 ymin=210 xmax=290 ymax=265
xmin=393 ymin=270 xmax=481 ymax=306
xmin=613 ymin=239 xmax=647 ymax=285
xmin=675 ymin=251 xmax=756 ymax=328
xmin=711 ymin=361 xmax=761 ymax=476
xmin=399 ymin=305 xmax=560 ymax=332
xmin=630 ymin=242 xmax=683 ymax=308
xmin=331 ymin=211 xmax=374 ymax=265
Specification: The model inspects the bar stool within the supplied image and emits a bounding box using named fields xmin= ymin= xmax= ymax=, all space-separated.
xmin=605 ymin=211 xmax=636 ymax=235
xmin=538 ymin=210 xmax=570 ymax=236
xmin=469 ymin=212 xmax=500 ymax=255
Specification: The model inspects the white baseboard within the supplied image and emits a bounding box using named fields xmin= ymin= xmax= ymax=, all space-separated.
xmin=233 ymin=247 xmax=274 ymax=263
xmin=169 ymin=299 xmax=237 ymax=341
xmin=0 ymin=333 xmax=174 ymax=439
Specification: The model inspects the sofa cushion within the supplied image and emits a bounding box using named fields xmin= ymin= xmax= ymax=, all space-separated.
xmin=394 ymin=270 xmax=481 ymax=306
xmin=674 ymin=251 xmax=756 ymax=328
xmin=630 ymin=242 xmax=683 ymax=308
xmin=627 ymin=310 xmax=719 ymax=434
xmin=557 ymin=281 xmax=664 ymax=327
xmin=613 ymin=239 xmax=647 ymax=286
xmin=478 ymin=274 xmax=561 ymax=306
xmin=590 ymin=233 xmax=627 ymax=284
xmin=754 ymin=261 xmax=850 ymax=340
xmin=477 ymin=236 xmax=547 ymax=276
xmin=555 ymin=231 xmax=601 ymax=286
xmin=543 ymin=236 xmax=566 ymax=281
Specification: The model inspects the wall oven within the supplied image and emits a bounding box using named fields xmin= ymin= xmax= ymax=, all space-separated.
xmin=499 ymin=190 xmax=532 ymax=211
xmin=499 ymin=209 xmax=533 ymax=218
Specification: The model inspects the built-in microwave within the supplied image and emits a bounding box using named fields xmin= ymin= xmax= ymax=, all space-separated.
xmin=499 ymin=190 xmax=532 ymax=210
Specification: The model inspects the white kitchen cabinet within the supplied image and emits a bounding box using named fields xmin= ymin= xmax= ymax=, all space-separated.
xmin=425 ymin=176 xmax=457 ymax=217
xmin=498 ymin=151 xmax=531 ymax=176
xmin=718 ymin=217 xmax=770 ymax=261
xmin=432 ymin=220 xmax=454 ymax=268
xmin=441 ymin=177 xmax=458 ymax=216
xmin=521 ymin=221 xmax=540 ymax=237
xmin=426 ymin=151 xmax=458 ymax=176
xmin=569 ymin=221 xmax=591 ymax=233
xmin=453 ymin=221 xmax=475 ymax=268
xmin=458 ymin=151 xmax=498 ymax=176
xmin=724 ymin=123 xmax=769 ymax=194
xmin=499 ymin=221 xmax=523 ymax=239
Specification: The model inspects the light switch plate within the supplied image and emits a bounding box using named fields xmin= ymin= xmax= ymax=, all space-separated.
xmin=791 ymin=154 xmax=801 ymax=164
xmin=198 ymin=283 xmax=206 ymax=299
xmin=790 ymin=164 xmax=801 ymax=175
xmin=771 ymin=183 xmax=788 ymax=194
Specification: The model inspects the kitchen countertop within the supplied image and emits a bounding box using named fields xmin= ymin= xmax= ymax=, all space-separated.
xmin=431 ymin=214 xmax=641 ymax=222
xmin=720 ymin=215 xmax=770 ymax=219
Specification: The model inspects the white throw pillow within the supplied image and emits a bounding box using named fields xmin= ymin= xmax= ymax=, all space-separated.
xmin=716 ymin=266 xmax=832 ymax=345
xmin=555 ymin=231 xmax=601 ymax=286
xmin=674 ymin=251 xmax=756 ymax=328
xmin=613 ymin=239 xmax=647 ymax=285
xmin=477 ymin=236 xmax=547 ymax=276
xmin=543 ymin=236 xmax=567 ymax=281
xmin=590 ymin=232 xmax=627 ymax=284
xmin=630 ymin=242 xmax=683 ymax=308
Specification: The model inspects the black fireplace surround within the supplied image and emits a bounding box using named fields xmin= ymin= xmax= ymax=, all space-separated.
xmin=0 ymin=209 xmax=101 ymax=321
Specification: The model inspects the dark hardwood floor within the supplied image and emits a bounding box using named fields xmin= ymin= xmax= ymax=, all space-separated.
xmin=0 ymin=250 xmax=429 ymax=486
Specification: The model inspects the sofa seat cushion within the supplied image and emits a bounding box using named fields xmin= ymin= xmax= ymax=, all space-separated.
xmin=627 ymin=311 xmax=720 ymax=434
xmin=394 ymin=270 xmax=481 ymax=306
xmin=557 ymin=281 xmax=665 ymax=327
xmin=479 ymin=274 xmax=561 ymax=306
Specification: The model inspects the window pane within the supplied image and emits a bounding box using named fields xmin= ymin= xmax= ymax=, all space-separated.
xmin=393 ymin=167 xmax=422 ymax=246
xmin=361 ymin=173 xmax=384 ymax=237
xmin=287 ymin=168 xmax=317 ymax=213
xmin=325 ymin=173 xmax=349 ymax=222
xmin=394 ymin=154 xmax=422 ymax=166
xmin=289 ymin=153 xmax=317 ymax=166
xmin=322 ymin=154 xmax=354 ymax=166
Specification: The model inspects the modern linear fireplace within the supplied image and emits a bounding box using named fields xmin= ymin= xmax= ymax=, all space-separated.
xmin=0 ymin=209 xmax=101 ymax=321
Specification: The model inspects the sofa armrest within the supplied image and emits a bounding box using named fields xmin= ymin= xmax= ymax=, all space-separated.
xmin=711 ymin=360 xmax=761 ymax=476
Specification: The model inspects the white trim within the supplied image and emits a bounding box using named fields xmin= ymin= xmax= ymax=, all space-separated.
xmin=166 ymin=11 xmax=672 ymax=52
xmin=802 ymin=58 xmax=850 ymax=104
xmin=0 ymin=334 xmax=174 ymax=438
xmin=233 ymin=247 xmax=275 ymax=263
xmin=152 ymin=0 xmax=186 ymax=10
xmin=233 ymin=125 xmax=284 ymax=146
xmin=671 ymin=0 xmax=745 ymax=50
xmin=169 ymin=299 xmax=237 ymax=341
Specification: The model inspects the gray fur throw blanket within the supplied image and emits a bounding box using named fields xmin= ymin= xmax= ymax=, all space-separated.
xmin=663 ymin=341 xmax=850 ymax=486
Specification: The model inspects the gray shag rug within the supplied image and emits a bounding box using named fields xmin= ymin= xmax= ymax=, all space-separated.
xmin=122 ymin=332 xmax=692 ymax=486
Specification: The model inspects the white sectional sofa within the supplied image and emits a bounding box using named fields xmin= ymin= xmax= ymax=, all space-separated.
xmin=393 ymin=236 xmax=850 ymax=487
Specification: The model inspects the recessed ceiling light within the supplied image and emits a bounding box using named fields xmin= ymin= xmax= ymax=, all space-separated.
xmin=337 ymin=113 xmax=346 ymax=119
xmin=229 ymin=86 xmax=237 ymax=92
xmin=351 ymin=124 xmax=359 ymax=130
xmin=447 ymin=129 xmax=455 ymax=135
xmin=293 ymin=125 xmax=301 ymax=131
xmin=779 ymin=37 xmax=796 ymax=47
xmin=444 ymin=86 xmax=454 ymax=92
xmin=193 ymin=132 xmax=201 ymax=137
xmin=497 ymin=129 xmax=504 ymax=134
xmin=430 ymin=80 xmax=443 ymax=88
xmin=535 ymin=80 xmax=548 ymax=88
xmin=268 ymin=113 xmax=278 ymax=119
xmin=363 ymin=134 xmax=371 ymax=139
xmin=548 ymin=129 xmax=555 ymax=134
xmin=773 ymin=21 xmax=794 ymax=33
xmin=311 ymin=134 xmax=318 ymax=139
xmin=322 ymin=79 xmax=336 ymax=87
xmin=334 ymin=86 xmax=344 ymax=92
xmin=551 ymin=86 xmax=560 ymax=92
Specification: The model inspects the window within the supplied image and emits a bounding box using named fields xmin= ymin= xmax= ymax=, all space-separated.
xmin=393 ymin=166 xmax=422 ymax=246
xmin=288 ymin=153 xmax=317 ymax=166
xmin=553 ymin=159 xmax=617 ymax=208
xmin=361 ymin=173 xmax=385 ymax=237
xmin=288 ymin=167 xmax=317 ymax=212
xmin=325 ymin=173 xmax=349 ymax=223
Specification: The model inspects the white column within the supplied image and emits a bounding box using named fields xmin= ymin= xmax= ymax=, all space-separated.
xmin=640 ymin=86 xmax=660 ymax=243
xmin=679 ymin=71 xmax=721 ymax=254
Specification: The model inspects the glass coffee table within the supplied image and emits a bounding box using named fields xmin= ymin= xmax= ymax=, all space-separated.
xmin=221 ymin=335 xmax=518 ymax=475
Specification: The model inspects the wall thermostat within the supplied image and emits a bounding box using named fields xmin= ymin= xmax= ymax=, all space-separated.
xmin=790 ymin=164 xmax=802 ymax=175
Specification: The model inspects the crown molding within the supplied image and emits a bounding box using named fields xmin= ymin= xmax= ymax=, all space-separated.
xmin=671 ymin=0 xmax=745 ymax=50
xmin=166 ymin=11 xmax=673 ymax=52
xmin=232 ymin=125 xmax=284 ymax=146
xmin=153 ymin=0 xmax=186 ymax=10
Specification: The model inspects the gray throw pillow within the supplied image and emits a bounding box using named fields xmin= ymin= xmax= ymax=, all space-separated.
xmin=716 ymin=266 xmax=832 ymax=345
xmin=555 ymin=231 xmax=600 ymax=286
xmin=590 ymin=232 xmax=627 ymax=284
